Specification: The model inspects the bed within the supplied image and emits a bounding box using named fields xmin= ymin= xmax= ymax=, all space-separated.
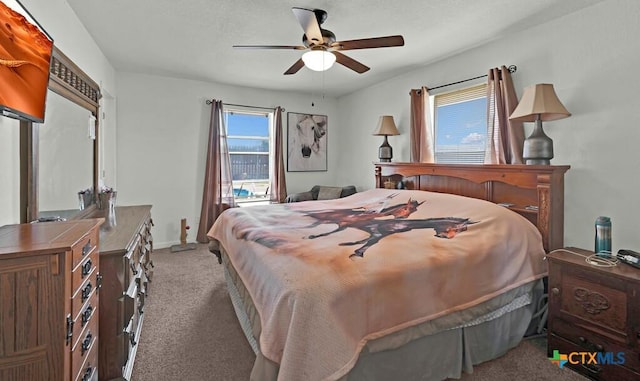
xmin=208 ymin=162 xmax=569 ymax=381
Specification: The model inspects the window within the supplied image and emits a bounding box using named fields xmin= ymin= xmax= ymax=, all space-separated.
xmin=224 ymin=109 xmax=273 ymax=203
xmin=432 ymin=84 xmax=487 ymax=164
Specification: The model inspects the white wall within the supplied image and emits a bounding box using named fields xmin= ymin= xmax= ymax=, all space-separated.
xmin=115 ymin=72 xmax=339 ymax=247
xmin=0 ymin=118 xmax=20 ymax=225
xmin=0 ymin=0 xmax=116 ymax=225
xmin=336 ymin=0 xmax=640 ymax=252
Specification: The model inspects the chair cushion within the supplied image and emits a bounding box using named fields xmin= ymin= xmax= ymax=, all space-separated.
xmin=317 ymin=186 xmax=344 ymax=200
xmin=340 ymin=185 xmax=357 ymax=198
xmin=284 ymin=191 xmax=314 ymax=203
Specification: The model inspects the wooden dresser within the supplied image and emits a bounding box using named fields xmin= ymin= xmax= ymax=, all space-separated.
xmin=0 ymin=219 xmax=103 ymax=381
xmin=88 ymin=205 xmax=154 ymax=381
xmin=547 ymin=247 xmax=640 ymax=380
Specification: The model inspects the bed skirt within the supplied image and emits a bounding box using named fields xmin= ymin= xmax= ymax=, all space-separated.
xmin=220 ymin=248 xmax=544 ymax=381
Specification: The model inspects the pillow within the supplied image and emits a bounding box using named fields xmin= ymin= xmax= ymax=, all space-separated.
xmin=317 ymin=186 xmax=344 ymax=200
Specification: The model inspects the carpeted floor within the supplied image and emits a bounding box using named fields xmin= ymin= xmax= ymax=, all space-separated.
xmin=131 ymin=244 xmax=588 ymax=381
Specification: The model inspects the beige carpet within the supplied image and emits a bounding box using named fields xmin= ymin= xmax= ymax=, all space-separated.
xmin=131 ymin=244 xmax=587 ymax=381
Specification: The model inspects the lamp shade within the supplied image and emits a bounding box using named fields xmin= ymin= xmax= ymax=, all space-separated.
xmin=509 ymin=83 xmax=571 ymax=122
xmin=372 ymin=115 xmax=400 ymax=136
xmin=302 ymin=50 xmax=336 ymax=72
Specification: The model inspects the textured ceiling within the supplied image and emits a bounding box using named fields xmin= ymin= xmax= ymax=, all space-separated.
xmin=67 ymin=0 xmax=601 ymax=97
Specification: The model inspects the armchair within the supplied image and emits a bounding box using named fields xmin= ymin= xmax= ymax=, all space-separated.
xmin=285 ymin=185 xmax=357 ymax=203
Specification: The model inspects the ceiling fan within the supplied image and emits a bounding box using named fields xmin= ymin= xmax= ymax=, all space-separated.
xmin=233 ymin=7 xmax=404 ymax=75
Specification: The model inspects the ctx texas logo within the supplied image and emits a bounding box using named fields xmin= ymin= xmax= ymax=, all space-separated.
xmin=549 ymin=349 xmax=626 ymax=368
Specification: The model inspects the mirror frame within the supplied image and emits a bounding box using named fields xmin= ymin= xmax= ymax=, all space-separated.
xmin=20 ymin=46 xmax=101 ymax=222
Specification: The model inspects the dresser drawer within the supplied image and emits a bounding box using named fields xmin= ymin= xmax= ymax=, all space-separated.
xmin=72 ymin=230 xmax=98 ymax=270
xmin=71 ymin=266 xmax=98 ymax=320
xmin=122 ymin=273 xmax=141 ymax=328
xmin=124 ymin=314 xmax=141 ymax=353
xmin=123 ymin=239 xmax=141 ymax=289
xmin=551 ymin=318 xmax=640 ymax=372
xmin=549 ymin=333 xmax=640 ymax=381
xmin=143 ymin=218 xmax=154 ymax=245
xmin=73 ymin=333 xmax=98 ymax=381
xmin=72 ymin=249 xmax=98 ymax=293
xmin=72 ymin=313 xmax=98 ymax=379
xmin=71 ymin=290 xmax=98 ymax=348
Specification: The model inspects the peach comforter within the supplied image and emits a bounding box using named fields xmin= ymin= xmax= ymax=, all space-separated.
xmin=208 ymin=189 xmax=547 ymax=380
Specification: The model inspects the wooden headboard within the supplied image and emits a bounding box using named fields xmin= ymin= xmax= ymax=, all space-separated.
xmin=374 ymin=162 xmax=570 ymax=253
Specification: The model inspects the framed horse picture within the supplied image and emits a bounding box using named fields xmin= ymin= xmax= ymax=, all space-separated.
xmin=287 ymin=112 xmax=328 ymax=172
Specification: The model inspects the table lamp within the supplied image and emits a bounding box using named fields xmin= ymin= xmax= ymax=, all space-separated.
xmin=509 ymin=84 xmax=570 ymax=165
xmin=373 ymin=115 xmax=400 ymax=162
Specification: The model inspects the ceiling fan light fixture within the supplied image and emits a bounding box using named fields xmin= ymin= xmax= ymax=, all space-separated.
xmin=302 ymin=50 xmax=336 ymax=71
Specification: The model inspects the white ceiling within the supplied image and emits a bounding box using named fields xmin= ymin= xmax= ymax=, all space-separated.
xmin=66 ymin=0 xmax=601 ymax=97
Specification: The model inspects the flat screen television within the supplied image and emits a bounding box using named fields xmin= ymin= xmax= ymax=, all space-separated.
xmin=0 ymin=0 xmax=53 ymax=123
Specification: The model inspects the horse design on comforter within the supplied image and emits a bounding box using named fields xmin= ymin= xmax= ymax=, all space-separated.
xmin=303 ymin=195 xmax=476 ymax=257
xmin=230 ymin=193 xmax=476 ymax=258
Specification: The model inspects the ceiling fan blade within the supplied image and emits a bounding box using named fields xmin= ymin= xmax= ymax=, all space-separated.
xmin=292 ymin=7 xmax=323 ymax=45
xmin=332 ymin=35 xmax=405 ymax=51
xmin=333 ymin=51 xmax=369 ymax=74
xmin=233 ymin=45 xmax=306 ymax=50
xmin=284 ymin=59 xmax=305 ymax=75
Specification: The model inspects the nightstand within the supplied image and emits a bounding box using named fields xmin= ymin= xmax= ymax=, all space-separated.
xmin=547 ymin=247 xmax=640 ymax=380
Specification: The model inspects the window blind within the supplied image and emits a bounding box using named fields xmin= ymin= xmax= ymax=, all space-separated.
xmin=433 ymin=83 xmax=487 ymax=164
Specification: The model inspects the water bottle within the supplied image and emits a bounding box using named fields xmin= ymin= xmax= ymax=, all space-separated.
xmin=595 ymin=216 xmax=612 ymax=258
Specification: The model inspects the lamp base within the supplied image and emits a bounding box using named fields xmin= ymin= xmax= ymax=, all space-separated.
xmin=525 ymin=159 xmax=551 ymax=165
xmin=378 ymin=135 xmax=393 ymax=162
xmin=523 ymin=120 xmax=553 ymax=165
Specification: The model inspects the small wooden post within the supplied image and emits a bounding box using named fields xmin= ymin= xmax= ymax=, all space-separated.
xmin=180 ymin=218 xmax=188 ymax=245
xmin=170 ymin=218 xmax=196 ymax=252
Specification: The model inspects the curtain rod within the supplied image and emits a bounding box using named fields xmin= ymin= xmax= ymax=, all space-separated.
xmin=205 ymin=100 xmax=284 ymax=112
xmin=419 ymin=65 xmax=517 ymax=92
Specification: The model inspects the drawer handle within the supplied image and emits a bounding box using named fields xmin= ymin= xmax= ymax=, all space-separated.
xmin=81 ymin=305 xmax=93 ymax=327
xmin=82 ymin=240 xmax=92 ymax=256
xmin=81 ymin=282 xmax=92 ymax=302
xmin=130 ymin=331 xmax=137 ymax=346
xmin=81 ymin=331 xmax=93 ymax=355
xmin=130 ymin=262 xmax=138 ymax=275
xmin=551 ymin=287 xmax=560 ymax=295
xmin=580 ymin=362 xmax=602 ymax=375
xmin=66 ymin=314 xmax=74 ymax=345
xmin=138 ymin=296 xmax=145 ymax=315
xmin=578 ymin=336 xmax=605 ymax=353
xmin=82 ymin=259 xmax=92 ymax=278
xmin=81 ymin=366 xmax=93 ymax=381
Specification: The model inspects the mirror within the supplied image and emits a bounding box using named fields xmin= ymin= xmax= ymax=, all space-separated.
xmin=20 ymin=46 xmax=101 ymax=222
xmin=38 ymin=90 xmax=94 ymax=215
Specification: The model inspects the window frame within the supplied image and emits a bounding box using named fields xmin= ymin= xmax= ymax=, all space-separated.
xmin=430 ymin=83 xmax=488 ymax=164
xmin=223 ymin=107 xmax=273 ymax=204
